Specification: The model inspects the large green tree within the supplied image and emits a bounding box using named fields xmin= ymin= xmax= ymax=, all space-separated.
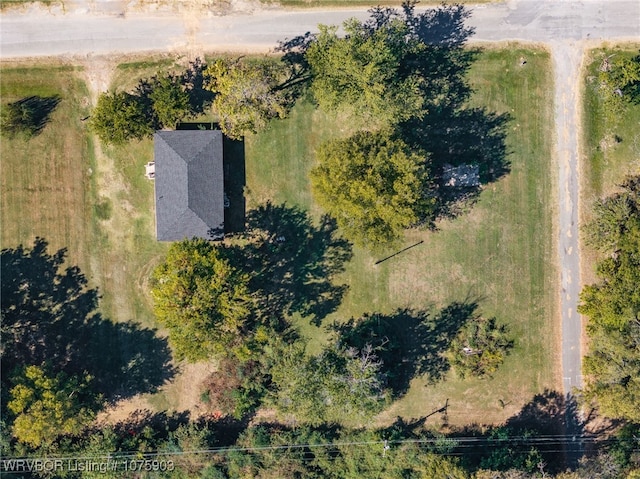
xmin=306 ymin=19 xmax=423 ymax=129
xmin=579 ymin=175 xmax=640 ymax=421
xmin=447 ymin=316 xmax=514 ymax=379
xmin=310 ymin=131 xmax=435 ymax=246
xmin=205 ymin=58 xmax=294 ymax=139
xmin=147 ymin=74 xmax=192 ymax=129
xmin=269 ymin=342 xmax=388 ymax=425
xmin=305 ymin=2 xmax=475 ymax=130
xmin=89 ymin=91 xmax=153 ymax=144
xmin=151 ymin=238 xmax=252 ymax=362
xmin=8 ymin=365 xmax=99 ymax=448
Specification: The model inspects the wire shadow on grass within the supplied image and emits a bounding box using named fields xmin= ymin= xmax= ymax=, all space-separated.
xmin=330 ymin=300 xmax=480 ymax=398
xmin=0 ymin=238 xmax=174 ymax=401
xmin=225 ymin=202 xmax=353 ymax=327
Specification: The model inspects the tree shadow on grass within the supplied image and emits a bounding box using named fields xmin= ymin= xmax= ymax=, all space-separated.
xmin=1 ymin=95 xmax=61 ymax=138
xmin=227 ymin=202 xmax=353 ymax=326
xmin=452 ymin=390 xmax=584 ymax=473
xmin=504 ymin=390 xmax=584 ymax=471
xmin=0 ymin=238 xmax=174 ymax=402
xmin=331 ymin=300 xmax=480 ymax=397
xmin=401 ymin=106 xmax=511 ymax=223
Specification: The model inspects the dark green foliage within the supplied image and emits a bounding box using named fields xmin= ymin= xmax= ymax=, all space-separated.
xmin=306 ymin=2 xmax=509 ymax=245
xmin=204 ymin=58 xmax=298 ymax=139
xmin=598 ymin=51 xmax=640 ymax=122
xmin=146 ymin=74 xmax=192 ymax=129
xmin=332 ymin=301 xmax=480 ymax=396
xmin=311 ymin=131 xmax=435 ymax=246
xmin=0 ymin=95 xmax=60 ymax=138
xmin=579 ymin=175 xmax=640 ymax=421
xmin=269 ymin=341 xmax=389 ymax=425
xmin=89 ymin=91 xmax=153 ymax=144
xmin=447 ymin=316 xmax=514 ymax=379
xmin=90 ymin=61 xmax=212 ymax=144
xmin=151 ymin=238 xmax=252 ymax=362
xmin=224 ymin=425 xmax=468 ymax=479
xmin=306 ymin=1 xmax=475 ymax=130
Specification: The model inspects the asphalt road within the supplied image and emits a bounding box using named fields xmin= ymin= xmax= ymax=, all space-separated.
xmin=1 ymin=0 xmax=639 ymax=396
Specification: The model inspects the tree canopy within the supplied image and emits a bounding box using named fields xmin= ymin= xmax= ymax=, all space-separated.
xmin=204 ymin=58 xmax=295 ymax=139
xmin=597 ymin=51 xmax=640 ymax=124
xmin=307 ymin=19 xmax=423 ymax=129
xmin=447 ymin=316 xmax=514 ymax=379
xmin=8 ymin=365 xmax=98 ymax=448
xmin=310 ymin=131 xmax=435 ymax=246
xmin=579 ymin=175 xmax=640 ymax=422
xmin=151 ymin=238 xmax=252 ymax=362
xmin=145 ymin=74 xmax=191 ymax=129
xmin=306 ymin=2 xmax=474 ymax=129
xmin=89 ymin=91 xmax=153 ymax=144
xmin=90 ymin=62 xmax=211 ymax=144
xmin=269 ymin=342 xmax=389 ymax=425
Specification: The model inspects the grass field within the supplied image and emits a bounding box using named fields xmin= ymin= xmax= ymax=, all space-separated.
xmin=245 ymin=45 xmax=558 ymax=425
xmin=1 ymin=45 xmax=557 ymax=426
xmin=1 ymin=63 xmax=168 ymax=329
xmin=581 ymin=46 xmax=640 ymax=203
xmin=1 ymin=65 xmax=93 ymax=272
xmin=580 ymin=45 xmax=640 ymax=292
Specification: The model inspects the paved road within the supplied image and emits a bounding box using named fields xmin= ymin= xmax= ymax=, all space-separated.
xmin=1 ymin=0 xmax=639 ymax=396
xmin=1 ymin=1 xmax=639 ymax=58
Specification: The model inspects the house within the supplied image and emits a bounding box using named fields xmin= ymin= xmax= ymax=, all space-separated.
xmin=153 ymin=130 xmax=225 ymax=241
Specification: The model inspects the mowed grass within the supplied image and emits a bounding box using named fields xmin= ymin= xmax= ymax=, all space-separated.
xmin=1 ymin=63 xmax=168 ymax=328
xmin=245 ymin=45 xmax=558 ymax=425
xmin=581 ymin=46 xmax=640 ymax=202
xmin=580 ymin=45 xmax=640 ymax=284
xmin=1 ymin=65 xmax=93 ymax=273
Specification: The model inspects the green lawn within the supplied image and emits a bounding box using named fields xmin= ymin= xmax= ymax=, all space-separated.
xmin=580 ymin=46 xmax=640 ymax=293
xmin=1 ymin=65 xmax=93 ymax=272
xmin=581 ymin=46 xmax=640 ymax=203
xmin=1 ymin=46 xmax=557 ymax=426
xmin=245 ymin=45 xmax=558 ymax=425
xmin=1 ymin=63 xmax=168 ymax=328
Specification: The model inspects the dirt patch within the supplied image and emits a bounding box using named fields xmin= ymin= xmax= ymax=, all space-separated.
xmin=97 ymin=360 xmax=218 ymax=424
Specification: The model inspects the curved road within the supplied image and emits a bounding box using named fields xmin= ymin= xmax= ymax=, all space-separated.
xmin=1 ymin=0 xmax=639 ymax=396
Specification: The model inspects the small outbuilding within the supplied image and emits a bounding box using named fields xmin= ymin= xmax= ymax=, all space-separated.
xmin=442 ymin=163 xmax=480 ymax=188
xmin=154 ymin=130 xmax=225 ymax=241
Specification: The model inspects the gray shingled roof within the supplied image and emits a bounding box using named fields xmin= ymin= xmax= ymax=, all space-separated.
xmin=154 ymin=130 xmax=224 ymax=241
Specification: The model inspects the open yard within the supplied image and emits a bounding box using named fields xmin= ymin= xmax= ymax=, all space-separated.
xmin=1 ymin=45 xmax=557 ymax=427
xmin=245 ymin=45 xmax=558 ymax=425
xmin=581 ymin=45 xmax=640 ymax=207
xmin=579 ymin=44 xmax=640 ymax=313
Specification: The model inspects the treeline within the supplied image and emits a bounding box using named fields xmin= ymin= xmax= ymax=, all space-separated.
xmin=579 ymin=175 xmax=640 ymax=423
xmin=2 ymin=413 xmax=639 ymax=478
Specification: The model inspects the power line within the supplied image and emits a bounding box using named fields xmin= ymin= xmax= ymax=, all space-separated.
xmin=1 ymin=434 xmax=636 ymax=463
